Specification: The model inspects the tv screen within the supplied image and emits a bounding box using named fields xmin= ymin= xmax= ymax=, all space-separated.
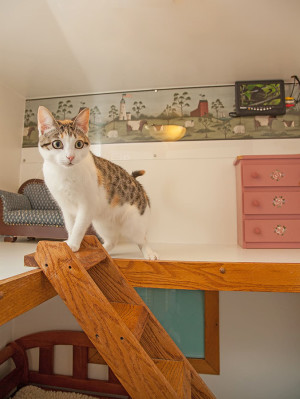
xmin=235 ymin=80 xmax=286 ymax=116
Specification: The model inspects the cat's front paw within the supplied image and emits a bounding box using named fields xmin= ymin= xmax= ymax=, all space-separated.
xmin=65 ymin=240 xmax=80 ymax=252
xmin=139 ymin=243 xmax=159 ymax=260
xmin=147 ymin=251 xmax=159 ymax=261
xmin=141 ymin=246 xmax=159 ymax=260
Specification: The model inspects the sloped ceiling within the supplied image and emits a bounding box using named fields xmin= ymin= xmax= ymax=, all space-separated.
xmin=0 ymin=0 xmax=299 ymax=99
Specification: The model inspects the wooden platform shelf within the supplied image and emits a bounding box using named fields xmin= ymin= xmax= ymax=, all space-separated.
xmin=1 ymin=236 xmax=300 ymax=330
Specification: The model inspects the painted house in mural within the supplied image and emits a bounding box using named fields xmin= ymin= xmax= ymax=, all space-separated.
xmin=190 ymin=100 xmax=209 ymax=117
xmin=119 ymin=94 xmax=131 ymax=120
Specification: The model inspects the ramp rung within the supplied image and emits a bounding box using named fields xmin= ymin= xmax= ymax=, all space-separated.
xmin=25 ymin=235 xmax=107 ymax=270
xmin=154 ymin=359 xmax=191 ymax=399
xmin=111 ymin=303 xmax=149 ymax=341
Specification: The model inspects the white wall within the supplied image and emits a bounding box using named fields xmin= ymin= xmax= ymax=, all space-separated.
xmin=203 ymin=291 xmax=300 ymax=399
xmin=21 ymin=137 xmax=300 ymax=245
xmin=0 ymin=84 xmax=24 ymax=383
xmin=0 ymin=84 xmax=25 ymax=191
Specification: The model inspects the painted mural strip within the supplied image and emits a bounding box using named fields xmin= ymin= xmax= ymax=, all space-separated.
xmin=23 ymin=84 xmax=300 ymax=147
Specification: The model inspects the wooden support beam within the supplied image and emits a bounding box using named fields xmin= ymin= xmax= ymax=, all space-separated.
xmin=0 ymin=269 xmax=56 ymax=326
xmin=116 ymin=259 xmax=300 ymax=293
xmin=24 ymin=246 xmax=300 ymax=293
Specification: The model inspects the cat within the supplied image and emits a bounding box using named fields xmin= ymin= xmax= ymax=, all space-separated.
xmin=37 ymin=106 xmax=158 ymax=260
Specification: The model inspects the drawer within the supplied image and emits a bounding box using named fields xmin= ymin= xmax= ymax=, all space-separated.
xmin=242 ymin=164 xmax=300 ymax=187
xmin=244 ymin=219 xmax=300 ymax=243
xmin=243 ymin=191 xmax=300 ymax=215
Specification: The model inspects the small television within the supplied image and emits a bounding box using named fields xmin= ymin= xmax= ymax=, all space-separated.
xmin=235 ymin=80 xmax=286 ymax=116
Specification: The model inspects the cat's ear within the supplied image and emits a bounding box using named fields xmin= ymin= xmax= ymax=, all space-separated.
xmin=74 ymin=108 xmax=90 ymax=135
xmin=37 ymin=106 xmax=56 ymax=136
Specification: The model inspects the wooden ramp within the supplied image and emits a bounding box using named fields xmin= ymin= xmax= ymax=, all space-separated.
xmin=32 ymin=236 xmax=215 ymax=399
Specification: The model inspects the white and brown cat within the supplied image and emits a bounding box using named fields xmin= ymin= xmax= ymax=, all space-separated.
xmin=38 ymin=106 xmax=158 ymax=260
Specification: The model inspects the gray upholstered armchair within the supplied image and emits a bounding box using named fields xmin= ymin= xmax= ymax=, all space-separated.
xmin=0 ymin=179 xmax=67 ymax=242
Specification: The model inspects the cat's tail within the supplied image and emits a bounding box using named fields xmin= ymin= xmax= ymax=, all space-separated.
xmin=132 ymin=170 xmax=145 ymax=179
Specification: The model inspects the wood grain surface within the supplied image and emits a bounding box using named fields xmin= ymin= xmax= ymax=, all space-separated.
xmin=35 ymin=240 xmax=181 ymax=399
xmin=32 ymin=237 xmax=215 ymax=399
xmin=116 ymin=258 xmax=300 ymax=292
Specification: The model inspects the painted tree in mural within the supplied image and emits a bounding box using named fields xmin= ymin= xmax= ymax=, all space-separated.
xmin=109 ymin=105 xmax=119 ymax=129
xmin=90 ymin=106 xmax=101 ymax=124
xmin=24 ymin=108 xmax=34 ymax=126
xmin=198 ymin=113 xmax=213 ymax=138
xmin=162 ymin=104 xmax=176 ymax=124
xmin=172 ymin=92 xmax=191 ymax=116
xmin=132 ymin=101 xmax=146 ymax=119
xmin=56 ymin=100 xmax=73 ymax=119
xmin=222 ymin=120 xmax=232 ymax=139
xmin=211 ymin=99 xmax=224 ymax=119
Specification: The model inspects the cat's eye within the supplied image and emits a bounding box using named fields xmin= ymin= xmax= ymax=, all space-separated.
xmin=52 ymin=140 xmax=63 ymax=149
xmin=75 ymin=140 xmax=84 ymax=149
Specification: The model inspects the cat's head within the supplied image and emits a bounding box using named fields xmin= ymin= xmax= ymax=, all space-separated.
xmin=37 ymin=106 xmax=90 ymax=168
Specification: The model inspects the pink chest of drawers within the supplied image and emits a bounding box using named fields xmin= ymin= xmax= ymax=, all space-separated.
xmin=234 ymin=154 xmax=300 ymax=248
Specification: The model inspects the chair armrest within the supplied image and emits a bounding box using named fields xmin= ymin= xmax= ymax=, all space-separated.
xmin=0 ymin=190 xmax=32 ymax=212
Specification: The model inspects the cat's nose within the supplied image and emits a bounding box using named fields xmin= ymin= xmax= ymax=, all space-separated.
xmin=67 ymin=155 xmax=75 ymax=162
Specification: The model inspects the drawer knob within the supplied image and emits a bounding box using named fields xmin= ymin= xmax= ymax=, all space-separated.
xmin=274 ymin=225 xmax=287 ymax=236
xmin=270 ymin=169 xmax=285 ymax=181
xmin=252 ymin=199 xmax=260 ymax=207
xmin=254 ymin=227 xmax=261 ymax=235
xmin=251 ymin=171 xmax=259 ymax=179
